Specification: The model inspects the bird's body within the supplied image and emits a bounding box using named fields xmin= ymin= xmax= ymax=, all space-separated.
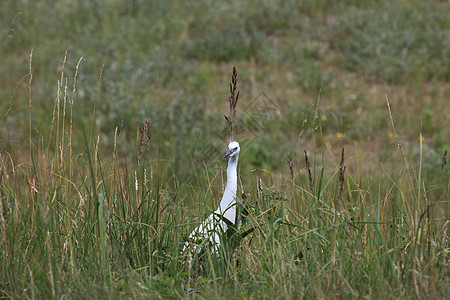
xmin=182 ymin=141 xmax=240 ymax=255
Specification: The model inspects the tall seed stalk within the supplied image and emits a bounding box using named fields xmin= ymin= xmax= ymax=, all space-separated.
xmin=224 ymin=67 xmax=240 ymax=140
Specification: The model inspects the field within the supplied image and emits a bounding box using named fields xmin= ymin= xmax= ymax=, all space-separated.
xmin=0 ymin=0 xmax=449 ymax=299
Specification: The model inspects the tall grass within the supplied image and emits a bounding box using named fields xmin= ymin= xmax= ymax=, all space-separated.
xmin=0 ymin=60 xmax=448 ymax=298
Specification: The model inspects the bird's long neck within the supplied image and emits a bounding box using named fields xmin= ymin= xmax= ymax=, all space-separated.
xmin=226 ymin=155 xmax=238 ymax=194
xmin=218 ymin=154 xmax=239 ymax=212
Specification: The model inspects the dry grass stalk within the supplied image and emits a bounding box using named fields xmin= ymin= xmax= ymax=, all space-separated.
xmin=138 ymin=120 xmax=152 ymax=168
xmin=304 ymin=150 xmax=313 ymax=192
xmin=28 ymin=49 xmax=33 ymax=162
xmin=224 ymin=67 xmax=240 ymax=137
xmin=69 ymin=56 xmax=83 ymax=179
xmin=0 ymin=162 xmax=5 ymax=223
xmin=338 ymin=147 xmax=346 ymax=201
xmin=46 ymin=53 xmax=67 ymax=165
xmin=386 ymin=94 xmax=413 ymax=180
xmin=287 ymin=158 xmax=294 ymax=179
xmin=442 ymin=150 xmax=447 ymax=170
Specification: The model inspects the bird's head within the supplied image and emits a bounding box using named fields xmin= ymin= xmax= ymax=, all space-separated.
xmin=224 ymin=141 xmax=240 ymax=158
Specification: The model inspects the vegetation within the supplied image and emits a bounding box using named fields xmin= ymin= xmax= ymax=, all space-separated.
xmin=1 ymin=0 xmax=448 ymax=298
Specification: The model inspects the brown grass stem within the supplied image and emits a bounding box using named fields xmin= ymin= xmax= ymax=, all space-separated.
xmin=224 ymin=66 xmax=240 ymax=139
xmin=338 ymin=147 xmax=346 ymax=201
xmin=304 ymin=150 xmax=314 ymax=192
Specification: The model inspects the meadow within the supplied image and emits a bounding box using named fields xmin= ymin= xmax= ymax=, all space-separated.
xmin=0 ymin=0 xmax=449 ymax=298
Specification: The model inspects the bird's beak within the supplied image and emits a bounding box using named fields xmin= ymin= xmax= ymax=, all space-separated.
xmin=224 ymin=148 xmax=234 ymax=158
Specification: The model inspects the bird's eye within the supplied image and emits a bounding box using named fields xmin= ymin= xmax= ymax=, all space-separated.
xmin=233 ymin=147 xmax=238 ymax=150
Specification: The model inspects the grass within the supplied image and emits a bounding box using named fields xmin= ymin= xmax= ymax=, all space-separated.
xmin=1 ymin=0 xmax=449 ymax=298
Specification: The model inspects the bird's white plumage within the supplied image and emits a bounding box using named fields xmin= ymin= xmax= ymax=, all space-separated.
xmin=182 ymin=141 xmax=240 ymax=255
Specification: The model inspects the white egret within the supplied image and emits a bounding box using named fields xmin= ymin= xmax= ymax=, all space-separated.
xmin=182 ymin=141 xmax=241 ymax=255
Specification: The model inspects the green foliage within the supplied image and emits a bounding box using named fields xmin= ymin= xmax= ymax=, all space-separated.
xmin=327 ymin=2 xmax=449 ymax=82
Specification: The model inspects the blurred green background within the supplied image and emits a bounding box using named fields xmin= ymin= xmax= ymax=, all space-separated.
xmin=1 ymin=0 xmax=448 ymax=172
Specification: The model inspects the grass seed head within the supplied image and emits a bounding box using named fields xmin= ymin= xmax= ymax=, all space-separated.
xmin=138 ymin=119 xmax=152 ymax=168
xmin=224 ymin=67 xmax=240 ymax=138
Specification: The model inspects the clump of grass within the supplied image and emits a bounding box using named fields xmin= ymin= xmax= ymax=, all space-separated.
xmin=1 ymin=70 xmax=448 ymax=297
